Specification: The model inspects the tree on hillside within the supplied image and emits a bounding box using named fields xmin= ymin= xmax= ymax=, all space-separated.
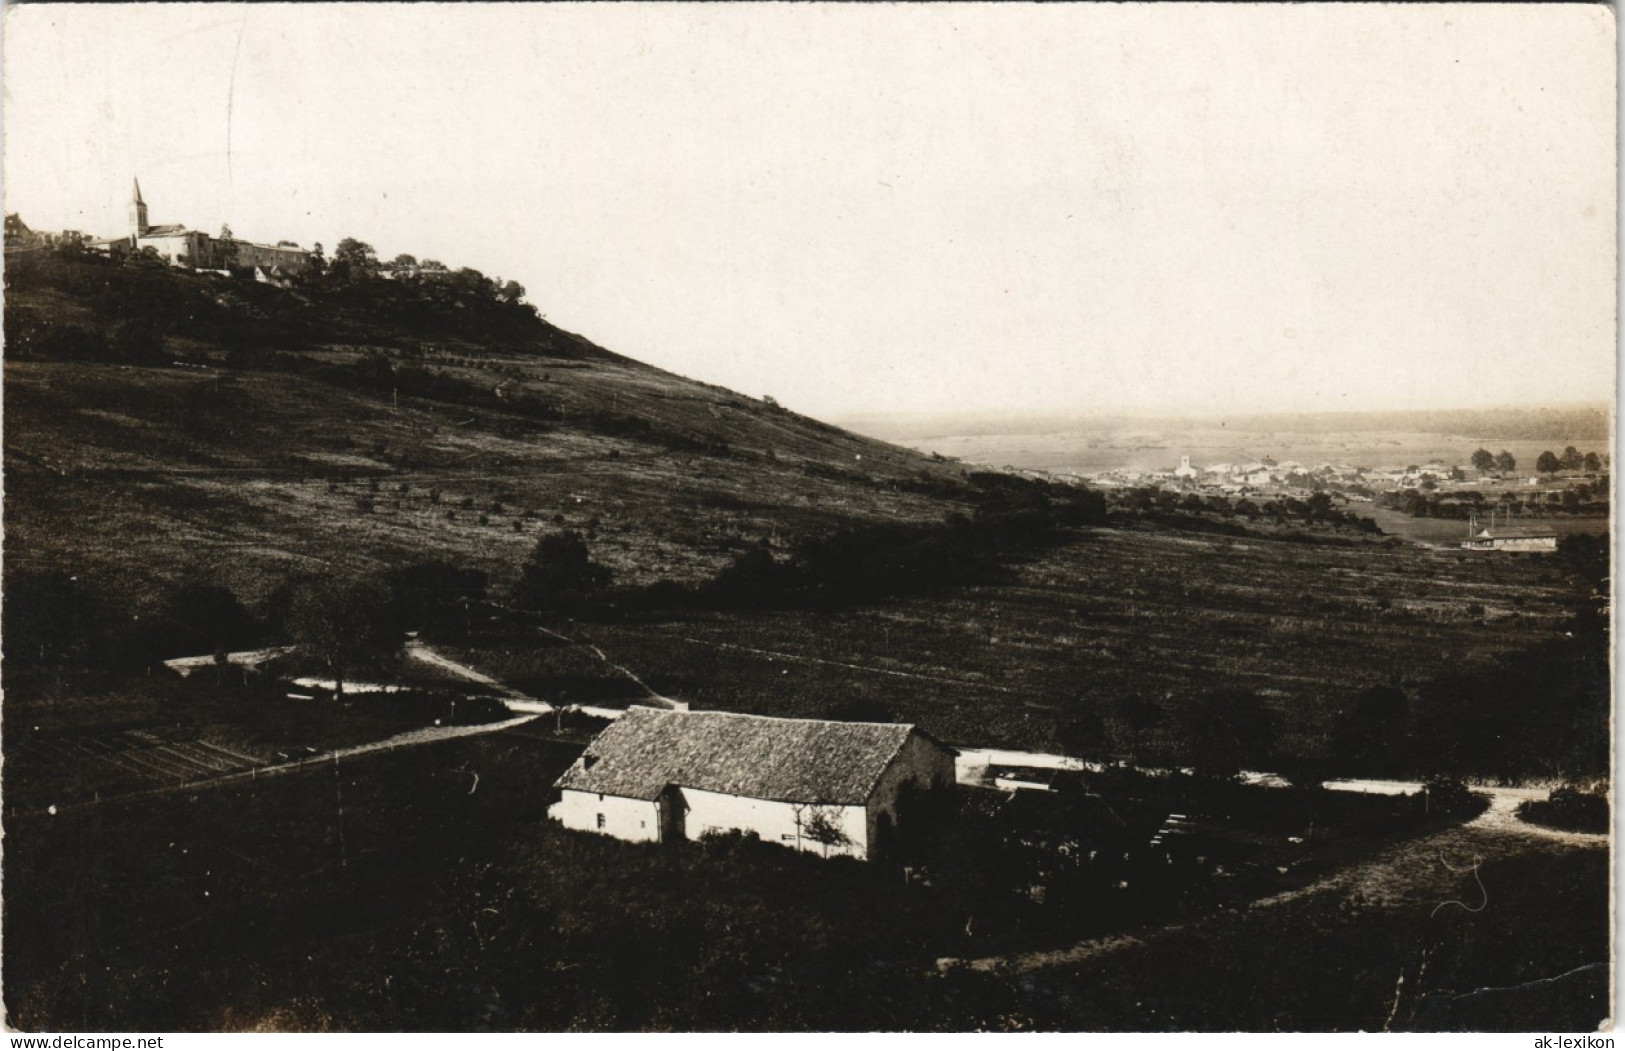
xmin=1331 ymin=685 xmax=1411 ymax=774
xmin=510 ymin=531 xmax=613 ymax=611
xmin=1470 ymin=449 xmax=1496 ymax=472
xmin=330 ymin=238 xmax=380 ymax=283
xmin=1175 ymin=690 xmax=1274 ymax=779
xmin=707 ymin=543 xmax=779 ymax=607
xmin=386 ymin=560 xmax=488 ymax=638
xmin=281 ymin=577 xmax=396 ymax=698
xmin=1062 ymin=694 xmax=1163 ymax=765
xmin=334 ymin=238 xmax=378 ymax=268
xmin=156 ymin=584 xmax=260 ymax=660
xmin=1494 ymin=450 xmax=1517 ymax=474
xmin=450 ymin=267 xmax=496 ymax=300
xmin=1559 ymin=446 xmax=1584 ymax=471
xmin=389 ymin=253 xmax=418 ymax=271
xmin=5 ymin=569 xmax=104 ymax=667
xmin=1583 ymin=451 xmax=1602 ymax=473
xmin=1059 ymin=698 xmax=1111 ymax=764
xmin=1536 ymin=450 xmax=1561 ymax=474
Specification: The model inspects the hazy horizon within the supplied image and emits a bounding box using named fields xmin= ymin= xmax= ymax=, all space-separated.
xmin=834 ymin=400 xmax=1614 ymax=439
xmin=5 ymin=4 xmax=1615 ymax=420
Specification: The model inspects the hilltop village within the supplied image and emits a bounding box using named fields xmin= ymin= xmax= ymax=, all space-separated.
xmin=5 ymin=180 xmax=314 ymax=280
xmin=5 ymin=180 xmax=528 ymax=297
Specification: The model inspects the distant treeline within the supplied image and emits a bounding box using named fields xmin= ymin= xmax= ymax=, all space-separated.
xmin=621 ymin=472 xmax=1110 ymax=611
xmin=1111 ymin=486 xmax=1383 ymax=539
xmin=1381 ymin=482 xmax=1609 ymax=520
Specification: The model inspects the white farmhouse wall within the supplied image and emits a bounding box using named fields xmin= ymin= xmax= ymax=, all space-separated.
xmin=549 ymin=788 xmax=661 ymax=844
xmin=1464 ymin=535 xmax=1559 ymax=552
xmin=677 ymin=786 xmax=869 ymax=859
xmin=1495 ymin=536 xmax=1559 ymax=552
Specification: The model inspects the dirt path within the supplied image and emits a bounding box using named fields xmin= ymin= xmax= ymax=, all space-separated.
xmin=531 ymin=624 xmax=687 ymax=710
xmin=627 ymin=627 xmax=1016 ymax=694
xmin=403 ymin=639 xmax=536 ymax=701
xmin=1467 ymin=786 xmax=1608 ymax=846
xmin=163 ymin=645 xmax=295 ymax=678
xmin=939 ymin=817 xmax=1597 ymax=977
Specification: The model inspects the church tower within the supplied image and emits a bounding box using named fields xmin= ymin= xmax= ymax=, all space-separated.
xmin=130 ymin=178 xmax=148 ymax=238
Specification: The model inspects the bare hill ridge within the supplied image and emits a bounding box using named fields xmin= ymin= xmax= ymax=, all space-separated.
xmin=4 ymin=250 xmax=978 ymax=614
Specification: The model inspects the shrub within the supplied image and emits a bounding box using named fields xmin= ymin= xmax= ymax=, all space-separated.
xmin=510 ymin=531 xmax=613 ymax=611
xmin=1516 ymin=786 xmax=1609 ymax=834
xmin=1420 ymin=775 xmax=1479 ymax=818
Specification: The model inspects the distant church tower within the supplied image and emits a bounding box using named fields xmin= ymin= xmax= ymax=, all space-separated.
xmin=130 ymin=178 xmax=149 ymax=238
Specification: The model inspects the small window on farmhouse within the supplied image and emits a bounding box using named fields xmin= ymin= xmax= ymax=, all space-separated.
xmin=596 ymin=814 xmax=606 ymax=829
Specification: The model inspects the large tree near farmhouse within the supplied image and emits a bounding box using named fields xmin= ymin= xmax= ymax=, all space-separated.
xmin=283 ymin=577 xmax=395 ymax=698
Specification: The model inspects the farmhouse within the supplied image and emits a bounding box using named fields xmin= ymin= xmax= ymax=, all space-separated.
xmin=1461 ymin=514 xmax=1558 ymax=552
xmin=1461 ymin=528 xmax=1558 ymax=552
xmin=549 ymin=707 xmax=957 ymax=860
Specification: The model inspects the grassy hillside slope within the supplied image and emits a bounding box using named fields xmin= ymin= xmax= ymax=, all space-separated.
xmin=5 ymin=250 xmax=975 ymax=616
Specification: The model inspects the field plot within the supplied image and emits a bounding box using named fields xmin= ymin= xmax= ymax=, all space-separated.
xmin=554 ymin=526 xmax=1579 ymax=750
xmin=4 ymin=726 xmax=277 ymax=813
xmin=1360 ymin=504 xmax=1607 ymax=546
xmin=1 ymin=665 xmax=521 ymax=814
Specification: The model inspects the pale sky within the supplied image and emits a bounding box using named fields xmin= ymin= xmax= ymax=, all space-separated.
xmin=3 ymin=3 xmax=1616 ymax=420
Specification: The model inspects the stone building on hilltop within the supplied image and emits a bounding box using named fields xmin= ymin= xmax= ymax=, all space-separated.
xmin=88 ymin=179 xmax=312 ymax=274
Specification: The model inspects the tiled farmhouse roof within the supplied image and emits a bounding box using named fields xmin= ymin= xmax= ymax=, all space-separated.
xmin=140 ymin=224 xmax=189 ymax=237
xmin=556 ymin=707 xmax=941 ymax=805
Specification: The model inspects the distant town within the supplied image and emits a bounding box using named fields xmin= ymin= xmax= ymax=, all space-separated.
xmin=1075 ymin=448 xmax=1610 ymax=552
xmin=1088 ymin=447 xmax=1607 ymax=498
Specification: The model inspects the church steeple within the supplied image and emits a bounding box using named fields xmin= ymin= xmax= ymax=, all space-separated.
xmin=130 ymin=178 xmax=148 ymax=238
